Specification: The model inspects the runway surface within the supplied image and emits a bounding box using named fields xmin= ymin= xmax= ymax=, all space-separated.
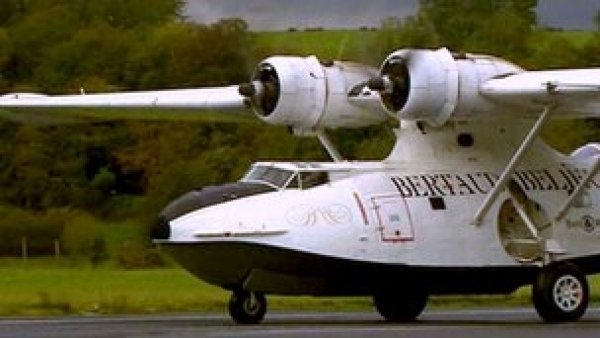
xmin=1 ymin=307 xmax=600 ymax=338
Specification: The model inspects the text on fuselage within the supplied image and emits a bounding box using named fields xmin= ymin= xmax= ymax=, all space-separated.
xmin=391 ymin=166 xmax=595 ymax=198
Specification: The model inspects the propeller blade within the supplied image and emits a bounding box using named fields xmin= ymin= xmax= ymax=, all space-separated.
xmin=366 ymin=77 xmax=389 ymax=92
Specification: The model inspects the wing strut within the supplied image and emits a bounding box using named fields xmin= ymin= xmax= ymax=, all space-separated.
xmin=293 ymin=128 xmax=344 ymax=162
xmin=472 ymin=104 xmax=556 ymax=226
xmin=315 ymin=129 xmax=344 ymax=162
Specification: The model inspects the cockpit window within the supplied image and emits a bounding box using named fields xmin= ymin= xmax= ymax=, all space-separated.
xmin=242 ymin=165 xmax=329 ymax=190
xmin=243 ymin=166 xmax=295 ymax=189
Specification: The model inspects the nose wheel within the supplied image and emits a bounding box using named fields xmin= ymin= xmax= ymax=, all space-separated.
xmin=228 ymin=290 xmax=267 ymax=324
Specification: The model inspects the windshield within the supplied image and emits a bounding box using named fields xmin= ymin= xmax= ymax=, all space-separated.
xmin=242 ymin=165 xmax=330 ymax=190
xmin=243 ymin=165 xmax=296 ymax=189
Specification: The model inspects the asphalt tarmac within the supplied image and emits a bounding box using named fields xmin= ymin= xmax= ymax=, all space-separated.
xmin=1 ymin=307 xmax=599 ymax=338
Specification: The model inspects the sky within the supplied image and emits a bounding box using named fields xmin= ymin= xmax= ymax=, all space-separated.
xmin=183 ymin=0 xmax=600 ymax=31
xmin=537 ymin=0 xmax=599 ymax=30
xmin=183 ymin=0 xmax=418 ymax=31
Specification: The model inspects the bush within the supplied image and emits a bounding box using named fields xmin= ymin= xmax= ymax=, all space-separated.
xmin=115 ymin=242 xmax=167 ymax=269
xmin=60 ymin=211 xmax=108 ymax=264
xmin=0 ymin=206 xmax=66 ymax=257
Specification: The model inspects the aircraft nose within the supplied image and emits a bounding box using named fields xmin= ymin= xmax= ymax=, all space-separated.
xmin=152 ymin=182 xmax=275 ymax=241
xmin=152 ymin=215 xmax=171 ymax=240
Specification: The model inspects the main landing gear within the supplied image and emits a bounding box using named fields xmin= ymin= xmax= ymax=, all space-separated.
xmin=373 ymin=287 xmax=429 ymax=322
xmin=532 ymin=263 xmax=589 ymax=323
xmin=228 ymin=290 xmax=267 ymax=324
xmin=226 ymin=264 xmax=589 ymax=324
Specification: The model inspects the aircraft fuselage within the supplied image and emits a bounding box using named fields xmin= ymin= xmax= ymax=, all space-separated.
xmin=154 ymin=120 xmax=600 ymax=299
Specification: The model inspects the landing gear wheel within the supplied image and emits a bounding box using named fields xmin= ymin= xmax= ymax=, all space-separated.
xmin=228 ymin=290 xmax=267 ymax=324
xmin=373 ymin=288 xmax=428 ymax=322
xmin=532 ymin=263 xmax=589 ymax=323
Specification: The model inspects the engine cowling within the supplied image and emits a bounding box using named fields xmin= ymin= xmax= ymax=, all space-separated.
xmin=238 ymin=56 xmax=389 ymax=129
xmin=369 ymin=48 xmax=524 ymax=126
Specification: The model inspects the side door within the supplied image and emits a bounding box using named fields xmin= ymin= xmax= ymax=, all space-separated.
xmin=371 ymin=195 xmax=414 ymax=242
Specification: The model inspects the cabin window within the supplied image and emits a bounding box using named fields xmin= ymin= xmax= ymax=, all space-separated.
xmin=299 ymin=172 xmax=329 ymax=189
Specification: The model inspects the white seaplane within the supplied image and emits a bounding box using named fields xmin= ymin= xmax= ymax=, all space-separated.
xmin=3 ymin=47 xmax=600 ymax=324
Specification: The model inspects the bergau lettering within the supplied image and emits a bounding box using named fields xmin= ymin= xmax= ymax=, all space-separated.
xmin=390 ymin=167 xmax=599 ymax=198
xmin=466 ymin=173 xmax=492 ymax=194
xmin=559 ymin=167 xmax=578 ymax=195
xmin=391 ymin=177 xmax=413 ymax=198
xmin=455 ymin=175 xmax=476 ymax=195
xmin=438 ymin=174 xmax=457 ymax=195
xmin=407 ymin=176 xmax=428 ymax=197
xmin=420 ymin=175 xmax=447 ymax=197
xmin=515 ymin=170 xmax=542 ymax=190
xmin=567 ymin=168 xmax=585 ymax=186
xmin=479 ymin=172 xmax=498 ymax=188
xmin=537 ymin=169 xmax=561 ymax=191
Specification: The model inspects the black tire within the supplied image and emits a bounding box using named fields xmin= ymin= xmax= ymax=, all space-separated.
xmin=532 ymin=263 xmax=589 ymax=323
xmin=373 ymin=288 xmax=428 ymax=322
xmin=228 ymin=290 xmax=267 ymax=324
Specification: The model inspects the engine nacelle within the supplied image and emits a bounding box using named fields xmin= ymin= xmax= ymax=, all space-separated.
xmin=372 ymin=48 xmax=524 ymax=126
xmin=239 ymin=56 xmax=389 ymax=129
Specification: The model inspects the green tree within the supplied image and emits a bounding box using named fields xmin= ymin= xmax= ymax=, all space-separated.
xmin=2 ymin=0 xmax=186 ymax=89
xmin=124 ymin=19 xmax=253 ymax=89
xmin=418 ymin=0 xmax=537 ymax=55
xmin=5 ymin=4 xmax=80 ymax=84
xmin=34 ymin=24 xmax=136 ymax=91
xmin=526 ymin=31 xmax=584 ymax=69
xmin=69 ymin=0 xmax=184 ymax=29
xmin=9 ymin=0 xmax=183 ymax=29
xmin=0 ymin=0 xmax=25 ymax=26
xmin=464 ymin=7 xmax=533 ymax=59
xmin=369 ymin=15 xmax=439 ymax=63
xmin=0 ymin=28 xmax=11 ymax=89
xmin=578 ymin=12 xmax=600 ymax=68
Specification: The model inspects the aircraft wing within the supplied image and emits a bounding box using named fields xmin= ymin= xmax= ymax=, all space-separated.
xmin=0 ymin=86 xmax=249 ymax=124
xmin=0 ymin=56 xmax=391 ymax=129
xmin=481 ymin=69 xmax=600 ymax=117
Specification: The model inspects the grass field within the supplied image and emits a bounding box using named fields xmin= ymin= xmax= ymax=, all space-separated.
xmin=554 ymin=30 xmax=595 ymax=46
xmin=1 ymin=259 xmax=600 ymax=317
xmin=0 ymin=260 xmax=372 ymax=316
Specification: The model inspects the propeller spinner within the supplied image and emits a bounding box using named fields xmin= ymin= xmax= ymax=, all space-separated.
xmin=368 ymin=56 xmax=411 ymax=113
xmin=238 ymin=63 xmax=281 ymax=117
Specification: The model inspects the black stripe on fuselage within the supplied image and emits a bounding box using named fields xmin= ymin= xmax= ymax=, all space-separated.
xmin=158 ymin=241 xmax=600 ymax=297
